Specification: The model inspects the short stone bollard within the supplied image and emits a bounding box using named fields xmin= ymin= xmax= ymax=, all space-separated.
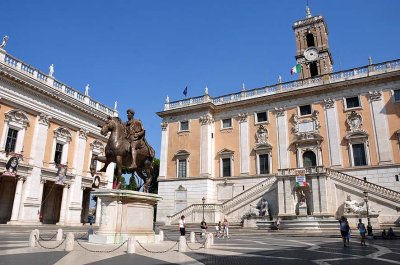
xmin=178 ymin=236 xmax=186 ymax=252
xmin=29 ymin=229 xmax=39 ymax=247
xmin=65 ymin=232 xmax=74 ymax=251
xmin=154 ymin=234 xmax=161 ymax=244
xmin=159 ymin=230 xmax=164 ymax=242
xmin=56 ymin=228 xmax=63 ymax=241
xmin=190 ymin=231 xmax=195 ymax=243
xmin=127 ymin=237 xmax=136 ymax=254
xmin=204 ymin=233 xmax=211 ymax=249
xmin=210 ymin=233 xmax=214 ymax=246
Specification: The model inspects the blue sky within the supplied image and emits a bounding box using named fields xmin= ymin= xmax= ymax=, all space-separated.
xmin=1 ymin=0 xmax=399 ymax=157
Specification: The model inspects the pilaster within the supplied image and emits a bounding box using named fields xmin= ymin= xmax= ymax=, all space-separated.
xmin=323 ymin=98 xmax=342 ymax=168
xmin=8 ymin=176 xmax=25 ymax=224
xmin=238 ymin=113 xmax=249 ymax=175
xmin=274 ymin=108 xmax=290 ymax=169
xmin=159 ymin=121 xmax=169 ymax=178
xmin=199 ymin=114 xmax=213 ymax=177
xmin=368 ymin=91 xmax=393 ymax=164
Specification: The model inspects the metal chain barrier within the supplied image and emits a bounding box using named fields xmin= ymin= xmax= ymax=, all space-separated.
xmin=185 ymin=240 xmax=205 ymax=251
xmin=194 ymin=234 xmax=206 ymax=244
xmin=135 ymin=240 xmax=178 ymax=254
xmin=39 ymin=233 xmax=57 ymax=241
xmin=35 ymin=235 xmax=66 ymax=249
xmin=75 ymin=239 xmax=127 ymax=253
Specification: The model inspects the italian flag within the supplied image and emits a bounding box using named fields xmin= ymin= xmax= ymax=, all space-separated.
xmin=291 ymin=64 xmax=302 ymax=75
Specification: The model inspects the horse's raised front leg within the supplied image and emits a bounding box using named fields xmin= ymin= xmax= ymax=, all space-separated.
xmin=116 ymin=156 xmax=123 ymax=190
xmin=90 ymin=155 xmax=109 ymax=176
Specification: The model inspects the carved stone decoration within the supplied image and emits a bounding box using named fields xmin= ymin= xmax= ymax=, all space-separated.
xmin=161 ymin=121 xmax=168 ymax=131
xmin=54 ymin=127 xmax=72 ymax=143
xmin=199 ymin=114 xmax=214 ymax=125
xmin=79 ymin=129 xmax=88 ymax=140
xmin=323 ymin=98 xmax=335 ymax=109
xmin=368 ymin=90 xmax=382 ymax=102
xmin=5 ymin=109 xmax=30 ymax=128
xmin=311 ymin=110 xmax=321 ymax=131
xmin=346 ymin=111 xmax=363 ymax=132
xmin=256 ymin=125 xmax=268 ymax=144
xmin=274 ymin=107 xmax=286 ymax=117
xmin=38 ymin=113 xmax=50 ymax=126
xmin=90 ymin=139 xmax=105 ymax=154
xmin=291 ymin=110 xmax=323 ymax=143
xmin=237 ymin=113 xmax=248 ymax=123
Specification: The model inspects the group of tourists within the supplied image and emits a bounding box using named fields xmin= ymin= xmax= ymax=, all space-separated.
xmin=339 ymin=216 xmax=397 ymax=247
xmin=339 ymin=216 xmax=368 ymax=247
xmin=178 ymin=215 xmax=230 ymax=238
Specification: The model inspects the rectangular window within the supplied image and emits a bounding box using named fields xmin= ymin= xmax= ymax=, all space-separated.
xmin=394 ymin=89 xmax=400 ymax=102
xmin=222 ymin=158 xmax=231 ymax=177
xmin=256 ymin=112 xmax=268 ymax=123
xmin=299 ymin=105 xmax=312 ymax=116
xmin=346 ymin=96 xmax=361 ymax=109
xmin=222 ymin=118 xmax=232 ymax=129
xmin=5 ymin=128 xmax=18 ymax=153
xmin=180 ymin=121 xmax=189 ymax=131
xmin=259 ymin=154 xmax=269 ymax=174
xmin=178 ymin=159 xmax=187 ymax=178
xmin=352 ymin=143 xmax=367 ymax=166
xmin=54 ymin=143 xmax=64 ymax=164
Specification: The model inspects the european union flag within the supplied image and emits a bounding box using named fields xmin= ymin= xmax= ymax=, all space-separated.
xmin=183 ymin=86 xmax=188 ymax=97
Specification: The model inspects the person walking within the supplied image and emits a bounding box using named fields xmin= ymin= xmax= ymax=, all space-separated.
xmin=357 ymin=218 xmax=367 ymax=246
xmin=200 ymin=220 xmax=208 ymax=238
xmin=339 ymin=216 xmax=350 ymax=247
xmin=216 ymin=221 xmax=222 ymax=238
xmin=179 ymin=215 xmax=186 ymax=236
xmin=223 ymin=218 xmax=230 ymax=238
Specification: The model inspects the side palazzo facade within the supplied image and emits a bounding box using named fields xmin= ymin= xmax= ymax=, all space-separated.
xmin=0 ymin=47 xmax=115 ymax=225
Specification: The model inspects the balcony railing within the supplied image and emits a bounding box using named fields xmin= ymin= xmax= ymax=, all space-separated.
xmin=1 ymin=52 xmax=116 ymax=117
xmin=164 ymin=59 xmax=400 ymax=111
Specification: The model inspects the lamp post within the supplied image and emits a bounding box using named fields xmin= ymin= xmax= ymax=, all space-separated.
xmin=202 ymin=197 xmax=206 ymax=221
xmin=363 ymin=191 xmax=373 ymax=236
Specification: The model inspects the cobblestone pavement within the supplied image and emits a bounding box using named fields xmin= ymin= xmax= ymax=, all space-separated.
xmin=0 ymin=226 xmax=399 ymax=265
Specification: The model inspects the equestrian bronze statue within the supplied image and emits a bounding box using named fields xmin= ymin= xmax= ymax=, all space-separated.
xmin=90 ymin=109 xmax=155 ymax=192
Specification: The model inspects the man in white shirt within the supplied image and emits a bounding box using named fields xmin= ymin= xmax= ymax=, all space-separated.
xmin=179 ymin=215 xmax=186 ymax=236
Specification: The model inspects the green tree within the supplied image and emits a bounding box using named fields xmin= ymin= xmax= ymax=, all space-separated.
xmin=149 ymin=158 xmax=160 ymax=194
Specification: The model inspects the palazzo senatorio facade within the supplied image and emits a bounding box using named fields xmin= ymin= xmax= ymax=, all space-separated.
xmin=0 ymin=45 xmax=115 ymax=225
xmin=156 ymin=8 xmax=400 ymax=226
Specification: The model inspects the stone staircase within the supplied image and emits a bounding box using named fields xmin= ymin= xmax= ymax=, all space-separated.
xmin=326 ymin=169 xmax=400 ymax=203
xmin=166 ymin=176 xmax=277 ymax=225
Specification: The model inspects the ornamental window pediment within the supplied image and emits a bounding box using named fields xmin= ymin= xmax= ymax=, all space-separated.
xmin=254 ymin=125 xmax=272 ymax=150
xmin=174 ymin=150 xmax=190 ymax=159
xmin=5 ymin=109 xmax=30 ymax=129
xmin=345 ymin=111 xmax=368 ymax=140
xmin=90 ymin=139 xmax=105 ymax=154
xmin=54 ymin=127 xmax=72 ymax=144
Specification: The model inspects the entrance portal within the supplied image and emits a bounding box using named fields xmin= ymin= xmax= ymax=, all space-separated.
xmin=0 ymin=176 xmax=17 ymax=223
xmin=81 ymin=188 xmax=91 ymax=224
xmin=40 ymin=181 xmax=63 ymax=224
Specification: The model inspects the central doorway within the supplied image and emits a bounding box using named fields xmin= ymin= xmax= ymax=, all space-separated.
xmin=0 ymin=176 xmax=17 ymax=223
xmin=40 ymin=181 xmax=63 ymax=224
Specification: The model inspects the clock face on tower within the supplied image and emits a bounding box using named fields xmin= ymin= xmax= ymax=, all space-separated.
xmin=304 ymin=47 xmax=319 ymax=61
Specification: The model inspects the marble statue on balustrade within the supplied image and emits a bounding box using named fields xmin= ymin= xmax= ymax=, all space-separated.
xmin=49 ymin=64 xmax=54 ymax=77
xmin=344 ymin=195 xmax=375 ymax=215
xmin=0 ymin=35 xmax=9 ymax=49
xmin=85 ymin=84 xmax=90 ymax=96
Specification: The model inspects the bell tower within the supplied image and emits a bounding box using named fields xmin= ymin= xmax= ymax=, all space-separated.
xmin=293 ymin=6 xmax=333 ymax=79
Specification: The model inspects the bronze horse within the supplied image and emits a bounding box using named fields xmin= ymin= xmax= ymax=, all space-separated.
xmin=90 ymin=116 xmax=155 ymax=192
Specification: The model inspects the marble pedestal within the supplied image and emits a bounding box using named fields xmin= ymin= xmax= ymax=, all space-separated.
xmin=89 ymin=189 xmax=162 ymax=244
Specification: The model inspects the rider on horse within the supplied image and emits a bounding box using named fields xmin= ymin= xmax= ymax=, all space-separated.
xmin=125 ymin=109 xmax=145 ymax=169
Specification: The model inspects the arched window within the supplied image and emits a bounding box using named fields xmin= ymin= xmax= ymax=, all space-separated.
xmin=310 ymin=62 xmax=319 ymax=77
xmin=306 ymin=33 xmax=315 ymax=47
xmin=303 ymin=151 xmax=316 ymax=168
